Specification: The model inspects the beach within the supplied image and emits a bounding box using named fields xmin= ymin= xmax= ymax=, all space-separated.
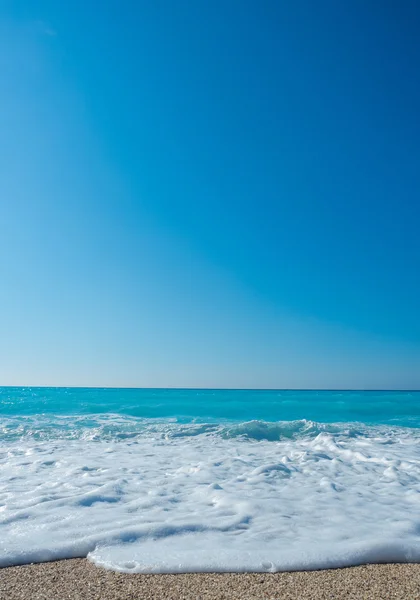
xmin=1 ymin=559 xmax=420 ymax=599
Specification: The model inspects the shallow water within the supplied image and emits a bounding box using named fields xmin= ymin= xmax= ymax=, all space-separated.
xmin=1 ymin=387 xmax=420 ymax=572
xmin=2 ymin=387 xmax=420 ymax=427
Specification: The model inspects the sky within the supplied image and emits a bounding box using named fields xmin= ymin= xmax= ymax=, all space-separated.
xmin=1 ymin=1 xmax=419 ymax=389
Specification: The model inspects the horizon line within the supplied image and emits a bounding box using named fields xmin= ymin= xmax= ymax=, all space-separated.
xmin=1 ymin=385 xmax=419 ymax=392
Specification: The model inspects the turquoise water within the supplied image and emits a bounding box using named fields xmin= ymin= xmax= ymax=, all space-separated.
xmin=1 ymin=387 xmax=419 ymax=427
xmin=2 ymin=386 xmax=420 ymax=571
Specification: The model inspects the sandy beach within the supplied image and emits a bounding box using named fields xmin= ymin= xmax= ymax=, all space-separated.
xmin=0 ymin=560 xmax=419 ymax=600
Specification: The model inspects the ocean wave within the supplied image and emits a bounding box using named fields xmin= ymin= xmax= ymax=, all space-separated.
xmin=1 ymin=414 xmax=417 ymax=444
xmin=1 ymin=414 xmax=420 ymax=572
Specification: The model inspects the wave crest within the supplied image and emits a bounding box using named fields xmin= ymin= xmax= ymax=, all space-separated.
xmin=1 ymin=414 xmax=416 ymax=444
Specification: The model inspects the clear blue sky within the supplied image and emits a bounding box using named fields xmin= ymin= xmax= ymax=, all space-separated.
xmin=1 ymin=1 xmax=419 ymax=389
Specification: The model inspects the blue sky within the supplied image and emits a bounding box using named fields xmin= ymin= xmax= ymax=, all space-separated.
xmin=1 ymin=1 xmax=419 ymax=388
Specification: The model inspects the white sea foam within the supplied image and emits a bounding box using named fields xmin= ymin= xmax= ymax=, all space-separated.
xmin=1 ymin=420 xmax=420 ymax=572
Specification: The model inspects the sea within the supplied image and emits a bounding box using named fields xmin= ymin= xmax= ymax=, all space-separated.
xmin=1 ymin=387 xmax=420 ymax=573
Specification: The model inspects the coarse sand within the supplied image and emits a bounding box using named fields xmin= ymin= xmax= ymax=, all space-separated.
xmin=1 ymin=559 xmax=420 ymax=600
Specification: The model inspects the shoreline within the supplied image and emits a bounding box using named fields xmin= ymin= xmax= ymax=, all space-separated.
xmin=1 ymin=559 xmax=420 ymax=600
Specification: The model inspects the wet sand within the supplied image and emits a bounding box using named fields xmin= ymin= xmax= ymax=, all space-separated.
xmin=1 ymin=559 xmax=420 ymax=599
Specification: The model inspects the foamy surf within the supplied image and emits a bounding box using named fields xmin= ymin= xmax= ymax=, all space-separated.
xmin=1 ymin=414 xmax=420 ymax=572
